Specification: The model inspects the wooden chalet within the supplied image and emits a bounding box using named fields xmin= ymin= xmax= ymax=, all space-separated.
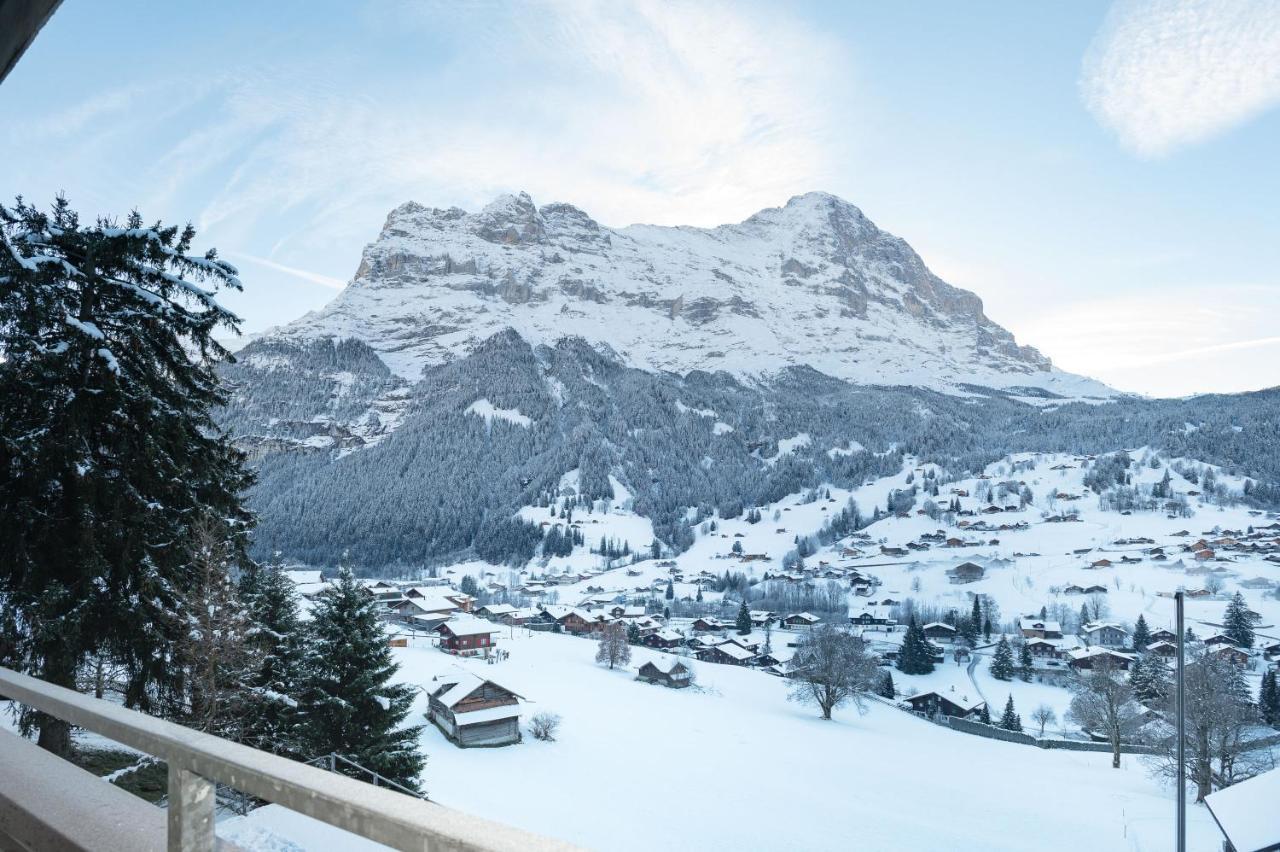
xmin=434 ymin=616 xmax=500 ymax=656
xmin=782 ymin=612 xmax=821 ymax=630
xmin=1019 ymin=618 xmax=1063 ymax=640
xmin=946 ymin=561 xmax=985 ymax=584
xmin=637 ymin=660 xmax=693 ymax=689
xmin=642 ymin=628 xmax=684 ymax=650
xmin=1067 ymin=647 xmax=1135 ymax=671
xmin=922 ymin=622 xmax=958 ymax=643
xmin=902 ymin=691 xmax=985 ymax=720
xmin=696 ymin=641 xmax=756 ymax=666
xmin=427 ymin=673 xmax=522 ymax=747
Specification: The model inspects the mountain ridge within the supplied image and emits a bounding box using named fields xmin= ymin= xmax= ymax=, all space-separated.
xmin=261 ymin=191 xmax=1114 ymax=400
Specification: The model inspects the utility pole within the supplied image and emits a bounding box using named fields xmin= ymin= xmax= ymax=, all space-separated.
xmin=1175 ymin=589 xmax=1186 ymax=852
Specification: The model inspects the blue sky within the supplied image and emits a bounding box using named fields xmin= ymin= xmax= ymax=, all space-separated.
xmin=3 ymin=0 xmax=1278 ymax=397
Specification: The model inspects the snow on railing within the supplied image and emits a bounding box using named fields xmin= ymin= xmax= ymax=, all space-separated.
xmin=0 ymin=665 xmax=580 ymax=852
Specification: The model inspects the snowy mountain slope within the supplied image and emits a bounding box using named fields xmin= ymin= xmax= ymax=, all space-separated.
xmin=266 ymin=191 xmax=1114 ymax=398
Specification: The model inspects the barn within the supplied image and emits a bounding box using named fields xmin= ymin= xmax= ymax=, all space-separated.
xmin=637 ymin=660 xmax=693 ymax=688
xmin=427 ymin=673 xmax=523 ymax=748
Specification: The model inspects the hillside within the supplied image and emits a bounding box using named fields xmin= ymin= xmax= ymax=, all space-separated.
xmin=214 ymin=192 xmax=1280 ymax=570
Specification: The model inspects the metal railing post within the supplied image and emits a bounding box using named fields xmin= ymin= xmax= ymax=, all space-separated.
xmin=1175 ymin=590 xmax=1186 ymax=852
xmin=167 ymin=765 xmax=215 ymax=852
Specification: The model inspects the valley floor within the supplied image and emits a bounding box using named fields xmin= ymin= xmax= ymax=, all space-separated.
xmin=228 ymin=628 xmax=1222 ymax=852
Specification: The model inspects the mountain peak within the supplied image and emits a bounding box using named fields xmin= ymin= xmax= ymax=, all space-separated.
xmin=284 ymin=191 xmax=1114 ymax=400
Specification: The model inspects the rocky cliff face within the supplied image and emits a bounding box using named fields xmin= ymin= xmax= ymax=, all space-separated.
xmin=266 ymin=191 xmax=1112 ymax=399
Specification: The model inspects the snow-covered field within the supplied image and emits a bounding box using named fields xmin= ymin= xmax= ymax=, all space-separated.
xmin=228 ymin=627 xmax=1223 ymax=851
xmin=224 ymin=447 xmax=1277 ymax=850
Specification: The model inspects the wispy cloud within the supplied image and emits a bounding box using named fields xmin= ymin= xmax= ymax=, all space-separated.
xmin=1080 ymin=0 xmax=1280 ymax=157
xmin=227 ymin=252 xmax=346 ymax=291
xmin=1015 ymin=284 xmax=1280 ymax=394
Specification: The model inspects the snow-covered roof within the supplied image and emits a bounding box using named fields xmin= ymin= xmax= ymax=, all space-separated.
xmin=436 ymin=615 xmax=500 ymax=638
xmin=402 ymin=591 xmax=463 ymax=613
xmin=1205 ymin=765 xmax=1280 ymax=852
xmin=708 ymin=642 xmax=755 ymax=661
xmin=479 ymin=604 xmax=518 ymax=615
xmin=922 ymin=622 xmax=956 ymax=631
xmin=1081 ymin=622 xmax=1128 ymax=635
xmin=455 ymin=703 xmax=521 ymax=725
xmin=652 ymin=628 xmax=683 ymax=641
xmin=284 ymin=570 xmax=323 ymax=585
xmin=1067 ymin=647 xmax=1135 ymax=663
xmin=431 ymin=672 xmax=521 ymax=711
xmin=1018 ymin=617 xmax=1062 ymax=632
xmin=786 ymin=612 xmax=820 ymax=622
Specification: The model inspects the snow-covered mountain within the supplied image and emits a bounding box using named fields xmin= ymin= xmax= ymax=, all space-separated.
xmin=266 ymin=191 xmax=1113 ymax=399
xmin=218 ymin=192 xmax=1280 ymax=570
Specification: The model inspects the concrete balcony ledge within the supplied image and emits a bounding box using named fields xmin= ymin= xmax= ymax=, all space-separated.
xmin=0 ymin=727 xmax=166 ymax=852
xmin=0 ymin=666 xmax=580 ymax=852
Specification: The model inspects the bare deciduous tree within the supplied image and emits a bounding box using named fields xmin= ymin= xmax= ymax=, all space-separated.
xmin=529 ymin=711 xmax=561 ymax=742
xmin=1066 ymin=658 xmax=1144 ymax=769
xmin=595 ymin=621 xmax=631 ymax=670
xmin=1031 ymin=704 xmax=1057 ymax=737
xmin=1148 ymin=649 xmax=1265 ymax=800
xmin=172 ymin=514 xmax=259 ymax=740
xmin=787 ymin=624 xmax=879 ymax=720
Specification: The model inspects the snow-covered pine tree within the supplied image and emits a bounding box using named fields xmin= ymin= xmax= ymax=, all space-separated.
xmin=999 ymin=695 xmax=1022 ymax=732
xmin=877 ymin=670 xmax=895 ymax=699
xmin=1128 ymin=652 xmax=1170 ymax=704
xmin=736 ymin=600 xmax=752 ymax=635
xmin=896 ymin=616 xmax=935 ymax=675
xmin=297 ymin=567 xmax=424 ymax=791
xmin=977 ymin=703 xmax=991 ymax=725
xmin=239 ymin=554 xmax=306 ymax=756
xmin=1017 ymin=641 xmax=1034 ymax=682
xmin=0 ymin=197 xmax=253 ymax=756
xmin=1131 ymin=614 xmax=1151 ymax=652
xmin=1221 ymin=592 xmax=1255 ymax=649
xmin=1261 ymin=670 xmax=1280 ymax=728
xmin=990 ymin=635 xmax=1015 ymax=681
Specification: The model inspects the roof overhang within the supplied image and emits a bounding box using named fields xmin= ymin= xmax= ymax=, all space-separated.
xmin=0 ymin=0 xmax=62 ymax=85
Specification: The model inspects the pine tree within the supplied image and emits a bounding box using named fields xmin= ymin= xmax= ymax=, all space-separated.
xmin=0 ymin=197 xmax=253 ymax=756
xmin=626 ymin=621 xmax=641 ymax=645
xmin=1129 ymin=652 xmax=1170 ymax=704
xmin=1018 ymin=641 xmax=1034 ymax=682
xmin=736 ymin=600 xmax=752 ymax=635
xmin=878 ymin=670 xmax=896 ymax=699
xmin=999 ymin=695 xmax=1023 ymax=732
xmin=298 ymin=567 xmax=424 ymax=791
xmin=239 ymin=556 xmax=306 ymax=756
xmin=977 ymin=703 xmax=991 ymax=725
xmin=982 ymin=617 xmax=992 ymax=641
xmin=896 ymin=616 xmax=935 ymax=675
xmin=1080 ymin=603 xmax=1091 ymax=628
xmin=1222 ymin=592 xmax=1255 ymax=649
xmin=1131 ymin=614 xmax=1151 ymax=652
xmin=990 ymin=635 xmax=1015 ymax=681
xmin=965 ymin=596 xmax=983 ymax=643
xmin=665 ymin=579 xmax=675 ymax=601
xmin=1258 ymin=670 xmax=1280 ymax=728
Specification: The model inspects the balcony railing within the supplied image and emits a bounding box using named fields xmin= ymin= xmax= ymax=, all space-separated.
xmin=0 ymin=666 xmax=579 ymax=852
